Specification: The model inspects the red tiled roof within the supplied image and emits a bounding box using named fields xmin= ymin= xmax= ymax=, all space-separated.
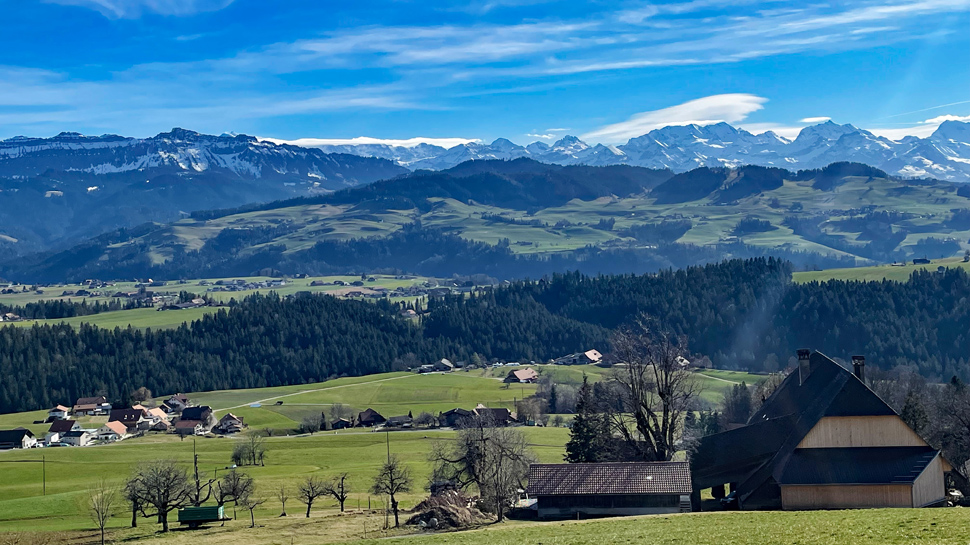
xmin=527 ymin=462 xmax=692 ymax=496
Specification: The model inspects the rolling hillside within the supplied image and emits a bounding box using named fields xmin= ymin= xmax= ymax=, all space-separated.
xmin=5 ymin=159 xmax=969 ymax=282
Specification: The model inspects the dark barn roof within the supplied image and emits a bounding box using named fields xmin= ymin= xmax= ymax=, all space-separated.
xmin=48 ymin=420 xmax=79 ymax=433
xmin=180 ymin=406 xmax=212 ymax=421
xmin=781 ymin=447 xmax=939 ymax=485
xmin=528 ymin=462 xmax=692 ymax=496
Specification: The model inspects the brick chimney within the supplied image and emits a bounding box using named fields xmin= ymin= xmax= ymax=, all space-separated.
xmin=797 ymin=349 xmax=811 ymax=385
xmin=852 ymin=355 xmax=865 ymax=382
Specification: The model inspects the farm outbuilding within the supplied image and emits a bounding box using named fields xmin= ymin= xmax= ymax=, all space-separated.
xmin=528 ymin=462 xmax=692 ymax=519
xmin=691 ymin=350 xmax=953 ymax=511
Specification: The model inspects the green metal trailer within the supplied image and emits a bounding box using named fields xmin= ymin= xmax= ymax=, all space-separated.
xmin=177 ymin=505 xmax=229 ymax=528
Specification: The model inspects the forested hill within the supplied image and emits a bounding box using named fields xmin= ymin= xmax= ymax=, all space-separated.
xmin=7 ymin=159 xmax=969 ymax=283
xmin=3 ymin=257 xmax=970 ymax=414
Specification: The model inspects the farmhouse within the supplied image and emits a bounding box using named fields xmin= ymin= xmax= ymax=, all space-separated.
xmin=214 ymin=413 xmax=246 ymax=434
xmin=504 ymin=368 xmax=539 ymax=383
xmin=433 ymin=358 xmax=455 ymax=372
xmin=357 ymin=408 xmax=387 ymax=427
xmin=109 ymin=408 xmax=147 ymax=433
xmin=59 ymin=430 xmax=94 ymax=447
xmin=162 ymin=393 xmax=190 ymax=414
xmin=553 ymin=349 xmax=603 ymax=366
xmin=440 ymin=408 xmax=474 ymax=428
xmin=0 ymin=429 xmax=37 ymax=450
xmin=46 ymin=419 xmax=80 ymax=443
xmin=474 ymin=406 xmax=515 ymax=426
xmin=331 ymin=418 xmax=353 ymax=430
xmin=73 ymin=396 xmax=111 ymax=416
xmin=48 ymin=405 xmax=70 ymax=421
xmin=385 ymin=415 xmax=413 ymax=428
xmin=528 ymin=462 xmax=692 ymax=519
xmin=691 ymin=350 xmax=953 ymax=510
xmin=175 ymin=420 xmax=206 ymax=436
xmin=98 ymin=421 xmax=129 ymax=442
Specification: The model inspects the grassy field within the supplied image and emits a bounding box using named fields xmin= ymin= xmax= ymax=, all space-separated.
xmin=0 ymin=274 xmax=440 ymax=330
xmin=793 ymin=256 xmax=970 ymax=283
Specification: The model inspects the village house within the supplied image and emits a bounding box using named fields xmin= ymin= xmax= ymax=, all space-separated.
xmin=46 ymin=419 xmax=80 ymax=444
xmin=98 ymin=421 xmax=129 ymax=442
xmin=72 ymin=396 xmax=111 ymax=416
xmin=433 ymin=359 xmax=455 ymax=372
xmin=692 ymin=350 xmax=954 ymax=510
xmin=330 ymin=418 xmax=353 ymax=430
xmin=48 ymin=405 xmax=70 ymax=421
xmin=0 ymin=429 xmax=37 ymax=450
xmin=357 ymin=408 xmax=386 ymax=427
xmin=473 ymin=406 xmax=516 ymax=426
xmin=214 ymin=413 xmax=246 ymax=434
xmin=109 ymin=408 xmax=148 ymax=433
xmin=504 ymin=368 xmax=539 ymax=384
xmin=528 ymin=462 xmax=693 ymax=519
xmin=553 ymin=349 xmax=603 ymax=366
xmin=161 ymin=393 xmax=190 ymax=414
xmin=59 ymin=430 xmax=94 ymax=447
xmin=440 ymin=408 xmax=474 ymax=428
xmin=177 ymin=406 xmax=215 ymax=435
xmin=385 ymin=415 xmax=413 ymax=428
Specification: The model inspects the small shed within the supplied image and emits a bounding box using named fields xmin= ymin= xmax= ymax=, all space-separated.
xmin=528 ymin=462 xmax=692 ymax=519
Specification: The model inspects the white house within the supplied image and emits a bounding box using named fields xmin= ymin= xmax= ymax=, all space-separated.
xmin=98 ymin=421 xmax=129 ymax=442
xmin=48 ymin=405 xmax=70 ymax=420
xmin=59 ymin=430 xmax=94 ymax=447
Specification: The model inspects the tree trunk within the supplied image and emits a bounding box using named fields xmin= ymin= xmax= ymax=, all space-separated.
xmin=250 ymin=510 xmax=256 ymax=528
xmin=161 ymin=512 xmax=169 ymax=532
xmin=391 ymin=496 xmax=399 ymax=528
xmin=339 ymin=499 xmax=345 ymax=512
xmin=131 ymin=506 xmax=137 ymax=528
xmin=101 ymin=527 xmax=105 ymax=545
xmin=306 ymin=502 xmax=312 ymax=518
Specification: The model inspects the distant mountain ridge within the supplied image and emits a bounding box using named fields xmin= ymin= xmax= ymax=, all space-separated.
xmin=0 ymin=128 xmax=407 ymax=255
xmin=304 ymin=120 xmax=970 ymax=182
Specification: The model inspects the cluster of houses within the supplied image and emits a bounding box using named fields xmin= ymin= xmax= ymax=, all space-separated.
xmin=203 ymin=278 xmax=287 ymax=292
xmin=0 ymin=392 xmax=248 ymax=450
xmin=331 ymin=404 xmax=518 ymax=431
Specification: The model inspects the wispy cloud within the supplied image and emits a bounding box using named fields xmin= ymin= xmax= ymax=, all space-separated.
xmin=46 ymin=0 xmax=235 ymax=18
xmin=869 ymin=113 xmax=970 ymax=139
xmin=583 ymin=94 xmax=768 ymax=143
xmin=526 ymin=133 xmax=556 ymax=139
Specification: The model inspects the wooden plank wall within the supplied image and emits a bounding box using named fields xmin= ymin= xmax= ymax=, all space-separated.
xmin=781 ymin=484 xmax=912 ymax=510
xmin=797 ymin=416 xmax=927 ymax=449
xmin=912 ymin=454 xmax=946 ymax=507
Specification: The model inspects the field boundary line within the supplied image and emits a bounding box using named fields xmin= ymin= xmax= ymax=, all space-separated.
xmin=216 ymin=374 xmax=412 ymax=412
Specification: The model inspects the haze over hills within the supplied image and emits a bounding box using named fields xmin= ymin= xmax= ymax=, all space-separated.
xmin=6 ymin=159 xmax=970 ymax=283
xmin=299 ymin=120 xmax=970 ymax=182
xmin=0 ymin=129 xmax=408 ymax=255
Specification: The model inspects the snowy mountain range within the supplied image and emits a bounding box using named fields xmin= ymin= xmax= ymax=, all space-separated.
xmin=305 ymin=120 xmax=970 ymax=182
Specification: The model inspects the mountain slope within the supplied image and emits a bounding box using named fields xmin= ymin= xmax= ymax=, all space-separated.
xmin=0 ymin=129 xmax=407 ymax=255
xmin=6 ymin=160 xmax=970 ymax=283
xmin=304 ymin=121 xmax=970 ymax=182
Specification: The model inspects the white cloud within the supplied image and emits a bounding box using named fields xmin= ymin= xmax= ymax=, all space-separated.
xmin=800 ymin=116 xmax=831 ymax=123
xmin=46 ymin=0 xmax=235 ymax=18
xmin=545 ymin=128 xmax=570 ymax=132
xmin=526 ymin=133 xmax=556 ymax=139
xmin=868 ymin=114 xmax=970 ymax=140
xmin=262 ymin=136 xmax=479 ymax=149
xmin=582 ymin=94 xmax=768 ymax=143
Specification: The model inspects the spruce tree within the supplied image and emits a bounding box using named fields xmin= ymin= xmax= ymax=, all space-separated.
xmin=565 ymin=375 xmax=608 ymax=463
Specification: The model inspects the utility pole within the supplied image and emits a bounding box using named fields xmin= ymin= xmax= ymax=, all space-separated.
xmin=42 ymin=456 xmax=46 ymax=496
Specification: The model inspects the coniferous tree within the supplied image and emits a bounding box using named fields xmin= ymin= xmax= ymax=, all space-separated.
xmin=565 ymin=375 xmax=610 ymax=463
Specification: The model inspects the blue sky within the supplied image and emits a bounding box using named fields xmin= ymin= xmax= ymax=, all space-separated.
xmin=1 ymin=0 xmax=968 ymax=145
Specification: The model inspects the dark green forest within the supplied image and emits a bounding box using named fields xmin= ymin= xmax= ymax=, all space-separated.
xmin=3 ymin=257 xmax=970 ymax=414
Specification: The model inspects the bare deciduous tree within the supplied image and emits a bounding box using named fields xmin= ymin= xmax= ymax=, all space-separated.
xmin=89 ymin=479 xmax=116 ymax=545
xmin=297 ymin=476 xmax=328 ymax=518
xmin=324 ymin=473 xmax=351 ymax=512
xmin=299 ymin=414 xmax=323 ymax=435
xmin=276 ymin=485 xmax=289 ymax=517
xmin=241 ymin=495 xmax=267 ymax=528
xmin=371 ymin=456 xmax=412 ymax=528
xmin=216 ymin=469 xmax=254 ymax=519
xmin=608 ymin=317 xmax=699 ymax=462
xmin=125 ymin=461 xmax=192 ymax=532
xmin=430 ymin=414 xmax=535 ymax=521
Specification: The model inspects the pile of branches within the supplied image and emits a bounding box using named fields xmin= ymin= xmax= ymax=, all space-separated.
xmin=406 ymin=489 xmax=489 ymax=530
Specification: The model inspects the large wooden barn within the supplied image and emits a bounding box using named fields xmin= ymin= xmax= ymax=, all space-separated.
xmin=691 ymin=350 xmax=953 ymax=510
